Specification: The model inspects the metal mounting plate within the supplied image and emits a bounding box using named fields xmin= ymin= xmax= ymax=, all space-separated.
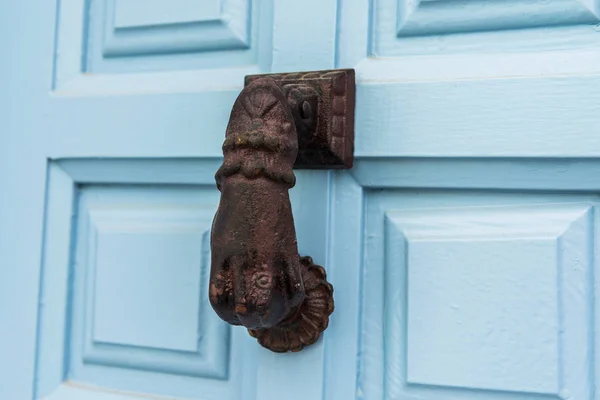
xmin=245 ymin=69 xmax=355 ymax=169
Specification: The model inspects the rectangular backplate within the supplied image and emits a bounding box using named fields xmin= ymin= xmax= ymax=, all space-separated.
xmin=245 ymin=69 xmax=355 ymax=169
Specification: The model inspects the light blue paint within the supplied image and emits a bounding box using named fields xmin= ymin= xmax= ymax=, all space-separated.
xmin=390 ymin=204 xmax=590 ymax=394
xmin=104 ymin=0 xmax=250 ymax=58
xmin=396 ymin=0 xmax=599 ymax=37
xmin=113 ymin=0 xmax=222 ymax=28
xmin=36 ymin=164 xmax=240 ymax=400
xmin=377 ymin=0 xmax=600 ymax=55
xmin=54 ymin=0 xmax=272 ymax=90
xmin=2 ymin=0 xmax=600 ymax=399
xmin=76 ymin=190 xmax=229 ymax=380
xmin=360 ymin=192 xmax=596 ymax=399
xmin=89 ymin=209 xmax=207 ymax=352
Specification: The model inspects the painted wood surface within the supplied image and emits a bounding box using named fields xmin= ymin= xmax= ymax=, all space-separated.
xmin=2 ymin=0 xmax=600 ymax=399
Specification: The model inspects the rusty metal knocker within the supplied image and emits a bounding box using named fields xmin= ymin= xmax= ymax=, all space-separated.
xmin=209 ymin=69 xmax=355 ymax=352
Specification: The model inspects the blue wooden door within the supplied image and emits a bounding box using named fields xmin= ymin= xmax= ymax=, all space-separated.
xmin=1 ymin=0 xmax=598 ymax=399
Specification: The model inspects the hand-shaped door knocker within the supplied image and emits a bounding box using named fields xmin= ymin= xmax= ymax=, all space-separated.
xmin=209 ymin=69 xmax=355 ymax=352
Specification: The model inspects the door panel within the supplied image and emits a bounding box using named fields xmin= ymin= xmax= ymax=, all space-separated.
xmin=375 ymin=0 xmax=599 ymax=55
xmin=34 ymin=159 xmax=334 ymax=400
xmin=365 ymin=190 xmax=593 ymax=400
xmin=36 ymin=162 xmax=251 ymax=400
xmin=3 ymin=0 xmax=600 ymax=399
xmin=2 ymin=0 xmax=338 ymax=396
xmin=332 ymin=1 xmax=600 ymax=396
xmin=339 ymin=0 xmax=600 ymax=159
xmin=54 ymin=0 xmax=272 ymax=91
xmin=333 ymin=169 xmax=598 ymax=399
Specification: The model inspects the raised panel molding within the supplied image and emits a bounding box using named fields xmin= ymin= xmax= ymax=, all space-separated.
xmin=78 ymin=204 xmax=229 ymax=378
xmin=35 ymin=161 xmax=251 ymax=400
xmin=103 ymin=0 xmax=250 ymax=58
xmin=73 ymin=187 xmax=230 ymax=381
xmin=384 ymin=204 xmax=593 ymax=398
xmin=396 ymin=0 xmax=600 ymax=37
xmin=370 ymin=0 xmax=600 ymax=57
xmin=113 ymin=0 xmax=221 ymax=27
xmin=332 ymin=170 xmax=600 ymax=400
xmin=87 ymin=208 xmax=207 ymax=352
xmin=53 ymin=0 xmax=273 ymax=94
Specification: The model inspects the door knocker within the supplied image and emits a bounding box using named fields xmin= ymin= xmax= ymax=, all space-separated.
xmin=209 ymin=69 xmax=355 ymax=352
